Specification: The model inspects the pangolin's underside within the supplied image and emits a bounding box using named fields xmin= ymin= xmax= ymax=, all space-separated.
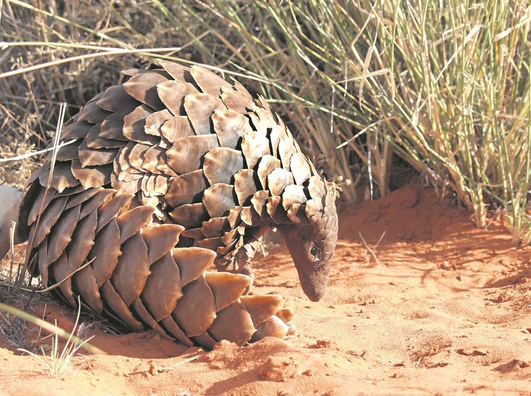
xmin=14 ymin=60 xmax=338 ymax=348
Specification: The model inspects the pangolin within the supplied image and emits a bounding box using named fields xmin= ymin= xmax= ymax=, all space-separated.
xmin=1 ymin=61 xmax=338 ymax=348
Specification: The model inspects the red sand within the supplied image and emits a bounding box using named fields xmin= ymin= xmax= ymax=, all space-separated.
xmin=1 ymin=180 xmax=531 ymax=395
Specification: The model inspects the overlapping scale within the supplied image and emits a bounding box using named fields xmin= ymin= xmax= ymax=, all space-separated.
xmin=17 ymin=59 xmax=335 ymax=349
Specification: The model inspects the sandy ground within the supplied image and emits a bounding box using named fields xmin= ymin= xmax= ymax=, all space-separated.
xmin=1 ymin=180 xmax=531 ymax=395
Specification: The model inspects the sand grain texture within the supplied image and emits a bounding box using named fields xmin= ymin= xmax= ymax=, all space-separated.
xmin=1 ymin=181 xmax=531 ymax=395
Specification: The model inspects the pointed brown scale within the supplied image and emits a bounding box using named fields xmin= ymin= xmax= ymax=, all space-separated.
xmin=52 ymin=140 xmax=80 ymax=162
xmin=27 ymin=187 xmax=57 ymax=226
xmin=26 ymin=161 xmax=50 ymax=188
xmin=76 ymin=100 xmax=111 ymax=124
xmin=71 ymin=159 xmax=111 ymax=190
xmin=205 ymin=272 xmax=250 ymax=311
xmin=211 ymin=109 xmax=252 ymax=149
xmin=247 ymin=107 xmax=275 ymax=136
xmin=172 ymin=275 xmax=217 ymax=337
xmin=157 ymin=80 xmax=197 ymax=116
xmin=203 ymin=183 xmax=236 ymax=218
xmin=111 ymin=174 xmax=141 ymax=196
xmin=97 ymin=85 xmax=141 ymax=115
xmin=78 ymin=139 xmax=118 ymax=167
xmin=220 ymin=228 xmax=239 ymax=247
xmin=116 ymin=206 xmax=155 ymax=244
xmin=127 ymin=142 xmax=151 ymax=171
xmin=123 ymin=105 xmax=159 ymax=145
xmin=141 ymin=146 xmax=164 ymax=174
xmin=117 ymin=168 xmax=143 ymax=183
xmin=250 ymin=316 xmax=290 ymax=343
xmin=233 ymin=169 xmax=257 ymax=206
xmin=79 ymin=189 xmax=114 ymax=220
xmin=40 ymin=161 xmax=79 ymax=193
xmin=140 ymin=195 xmax=159 ymax=208
xmin=85 ymin=123 xmax=125 ymax=149
xmin=67 ymin=211 xmax=97 ymax=269
xmin=226 ymin=206 xmax=243 ymax=229
xmin=142 ymin=224 xmax=184 ymax=264
xmin=217 ymin=236 xmax=241 ymax=257
xmin=90 ymin=220 xmax=122 ymax=286
xmin=96 ymin=193 xmax=133 ymax=232
xmin=241 ymin=131 xmax=270 ymax=170
xmin=32 ymin=196 xmax=68 ymax=247
xmin=64 ymin=187 xmax=101 ymax=211
xmin=141 ymin=176 xmax=155 ymax=198
xmin=304 ymin=198 xmax=323 ymax=224
xmin=290 ymin=153 xmax=312 ymax=185
xmin=192 ymin=332 xmax=217 ymax=350
xmin=287 ymin=203 xmax=306 ymax=224
xmin=166 ymin=170 xmax=207 ymax=208
xmin=240 ymin=295 xmax=283 ymax=327
xmin=100 ymin=113 xmax=128 ymax=141
xmin=282 ymin=184 xmax=308 ymax=211
xmin=197 ymin=237 xmax=223 ymax=251
xmin=153 ymin=175 xmax=169 ymax=196
xmin=255 ymin=95 xmax=273 ymax=113
xmin=251 ymin=190 xmax=270 ymax=218
xmin=207 ymin=301 xmax=255 ymax=346
xmin=38 ymin=241 xmax=50 ymax=286
xmin=252 ymin=98 xmax=277 ymax=129
xmin=240 ymin=206 xmax=260 ymax=226
xmin=62 ymin=120 xmax=93 ymax=140
xmin=307 ymin=175 xmax=326 ymax=199
xmin=159 ymin=60 xmax=189 ymax=82
xmin=180 ymin=227 xmax=205 ymax=239
xmin=51 ymin=252 xmax=77 ymax=307
xmin=72 ymin=265 xmax=104 ymax=314
xmin=268 ymin=124 xmax=286 ymax=158
xmin=278 ymin=136 xmax=296 ymax=170
xmin=266 ymin=196 xmax=289 ymax=224
xmin=100 ymin=281 xmax=144 ymax=331
xmin=220 ymin=88 xmax=251 ymax=114
xmin=166 ymin=134 xmax=219 ymax=174
xmin=115 ymin=141 xmax=135 ymax=173
xmin=276 ymin=308 xmax=294 ymax=323
xmin=267 ymin=168 xmax=294 ymax=197
xmin=141 ymin=252 xmax=182 ymax=321
xmin=169 ymin=203 xmax=208 ymax=229
xmin=160 ymin=316 xmax=194 ymax=347
xmin=145 ymin=109 xmax=172 ymax=137
xmin=203 ymin=147 xmax=244 ymax=185
xmin=55 ymin=184 xmax=87 ymax=197
xmin=46 ymin=205 xmax=81 ymax=264
xmin=184 ymin=93 xmax=225 ymax=135
xmin=112 ymin=233 xmax=150 ymax=306
xmin=190 ymin=65 xmax=233 ymax=96
xmin=201 ymin=217 xmax=230 ymax=238
xmin=160 ymin=116 xmax=194 ymax=144
xmin=257 ymin=155 xmax=281 ymax=190
xmin=315 ymin=226 xmax=331 ymax=242
xmin=131 ymin=298 xmax=169 ymax=337
xmin=121 ymin=69 xmax=141 ymax=77
xmin=123 ymin=70 xmax=168 ymax=111
xmin=172 ymin=247 xmax=216 ymax=287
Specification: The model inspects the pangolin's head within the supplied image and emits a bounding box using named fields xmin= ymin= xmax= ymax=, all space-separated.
xmin=280 ymin=184 xmax=338 ymax=302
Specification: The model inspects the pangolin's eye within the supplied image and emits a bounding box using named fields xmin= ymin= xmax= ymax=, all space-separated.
xmin=310 ymin=246 xmax=318 ymax=256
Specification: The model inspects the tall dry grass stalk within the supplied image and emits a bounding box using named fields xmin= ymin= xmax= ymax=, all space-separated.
xmin=1 ymin=0 xmax=530 ymax=241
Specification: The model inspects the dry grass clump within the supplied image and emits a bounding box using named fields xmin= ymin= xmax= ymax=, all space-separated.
xmin=1 ymin=0 xmax=531 ymax=241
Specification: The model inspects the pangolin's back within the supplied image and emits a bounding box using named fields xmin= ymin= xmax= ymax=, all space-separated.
xmin=18 ymin=61 xmax=338 ymax=348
